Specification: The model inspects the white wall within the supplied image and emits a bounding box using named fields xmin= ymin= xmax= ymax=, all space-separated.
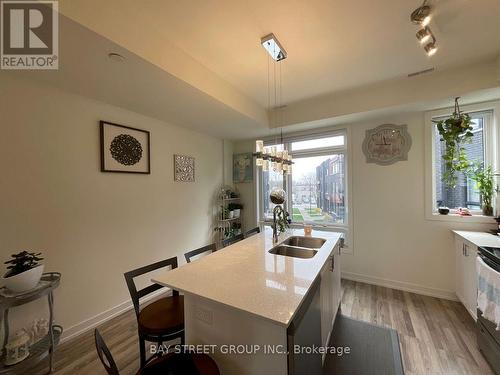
xmin=234 ymin=111 xmax=496 ymax=299
xmin=0 ymin=75 xmax=224 ymax=339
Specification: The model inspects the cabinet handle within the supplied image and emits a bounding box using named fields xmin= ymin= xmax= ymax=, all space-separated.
xmin=462 ymin=243 xmax=465 ymax=256
xmin=464 ymin=245 xmax=469 ymax=257
xmin=330 ymin=256 xmax=334 ymax=272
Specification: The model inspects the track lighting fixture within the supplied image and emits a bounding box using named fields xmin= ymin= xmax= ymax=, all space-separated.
xmin=410 ymin=2 xmax=431 ymax=26
xmin=416 ymin=27 xmax=431 ymax=44
xmin=424 ymin=39 xmax=438 ymax=56
xmin=411 ymin=1 xmax=437 ymax=57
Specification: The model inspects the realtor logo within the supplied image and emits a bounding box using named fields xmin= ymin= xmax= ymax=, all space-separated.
xmin=1 ymin=0 xmax=58 ymax=69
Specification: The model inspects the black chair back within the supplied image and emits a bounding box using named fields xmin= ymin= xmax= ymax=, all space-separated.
xmin=222 ymin=233 xmax=244 ymax=248
xmin=95 ymin=329 xmax=120 ymax=375
xmin=244 ymin=227 xmax=261 ymax=238
xmin=124 ymin=257 xmax=179 ymax=317
xmin=184 ymin=243 xmax=216 ymax=263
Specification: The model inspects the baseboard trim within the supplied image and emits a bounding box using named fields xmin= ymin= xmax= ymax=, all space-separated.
xmin=341 ymin=271 xmax=458 ymax=301
xmin=61 ymin=289 xmax=166 ymax=343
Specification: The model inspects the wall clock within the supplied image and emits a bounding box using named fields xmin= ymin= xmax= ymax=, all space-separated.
xmin=362 ymin=124 xmax=412 ymax=165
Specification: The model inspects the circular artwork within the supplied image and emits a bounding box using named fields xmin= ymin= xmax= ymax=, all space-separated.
xmin=110 ymin=134 xmax=143 ymax=165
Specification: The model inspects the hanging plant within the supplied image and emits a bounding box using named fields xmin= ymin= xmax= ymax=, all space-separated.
xmin=433 ymin=97 xmax=474 ymax=187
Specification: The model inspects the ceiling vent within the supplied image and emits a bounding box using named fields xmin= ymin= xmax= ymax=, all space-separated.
xmin=407 ymin=67 xmax=435 ymax=77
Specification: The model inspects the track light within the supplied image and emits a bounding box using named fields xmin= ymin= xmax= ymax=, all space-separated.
xmin=410 ymin=4 xmax=431 ymax=26
xmin=424 ymin=41 xmax=437 ymax=56
xmin=416 ymin=27 xmax=431 ymax=44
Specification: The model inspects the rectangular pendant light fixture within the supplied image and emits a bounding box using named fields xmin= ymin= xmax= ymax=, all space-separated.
xmin=261 ymin=33 xmax=287 ymax=61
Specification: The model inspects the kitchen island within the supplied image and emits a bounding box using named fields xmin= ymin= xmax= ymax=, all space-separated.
xmin=153 ymin=228 xmax=342 ymax=375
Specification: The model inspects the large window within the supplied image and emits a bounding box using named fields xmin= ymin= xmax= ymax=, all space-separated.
xmin=259 ymin=131 xmax=348 ymax=228
xmin=433 ymin=111 xmax=493 ymax=212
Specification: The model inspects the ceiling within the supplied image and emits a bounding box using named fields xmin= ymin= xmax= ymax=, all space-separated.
xmin=59 ymin=0 xmax=500 ymax=107
xmin=5 ymin=0 xmax=499 ymax=140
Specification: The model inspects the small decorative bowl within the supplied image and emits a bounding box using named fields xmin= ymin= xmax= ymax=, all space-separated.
xmin=438 ymin=207 xmax=450 ymax=215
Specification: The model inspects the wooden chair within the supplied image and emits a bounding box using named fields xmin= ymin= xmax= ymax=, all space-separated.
xmin=244 ymin=227 xmax=261 ymax=238
xmin=95 ymin=329 xmax=220 ymax=375
xmin=184 ymin=243 xmax=217 ymax=263
xmin=124 ymin=257 xmax=184 ymax=368
xmin=221 ymin=233 xmax=244 ymax=248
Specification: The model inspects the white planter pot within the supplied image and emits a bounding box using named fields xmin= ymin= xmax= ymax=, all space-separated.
xmin=233 ymin=209 xmax=240 ymax=218
xmin=228 ymin=211 xmax=234 ymax=219
xmin=2 ymin=265 xmax=44 ymax=293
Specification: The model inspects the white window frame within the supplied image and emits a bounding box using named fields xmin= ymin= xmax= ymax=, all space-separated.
xmin=255 ymin=126 xmax=353 ymax=253
xmin=424 ymin=100 xmax=500 ymax=223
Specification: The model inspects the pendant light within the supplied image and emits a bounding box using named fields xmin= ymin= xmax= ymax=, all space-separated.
xmin=254 ymin=33 xmax=293 ymax=175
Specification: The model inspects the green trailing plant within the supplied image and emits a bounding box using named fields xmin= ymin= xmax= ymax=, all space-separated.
xmin=433 ymin=97 xmax=474 ymax=187
xmin=468 ymin=163 xmax=495 ymax=216
xmin=271 ymin=207 xmax=290 ymax=235
xmin=4 ymin=251 xmax=43 ymax=278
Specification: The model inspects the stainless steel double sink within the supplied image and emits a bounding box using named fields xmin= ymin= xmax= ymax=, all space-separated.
xmin=268 ymin=236 xmax=326 ymax=259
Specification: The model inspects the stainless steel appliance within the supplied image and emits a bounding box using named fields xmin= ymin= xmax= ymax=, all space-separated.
xmin=477 ymin=246 xmax=500 ymax=374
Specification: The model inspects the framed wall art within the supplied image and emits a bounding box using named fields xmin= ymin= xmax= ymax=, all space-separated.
xmin=362 ymin=124 xmax=412 ymax=166
xmin=174 ymin=154 xmax=195 ymax=182
xmin=233 ymin=153 xmax=253 ymax=183
xmin=100 ymin=121 xmax=150 ymax=173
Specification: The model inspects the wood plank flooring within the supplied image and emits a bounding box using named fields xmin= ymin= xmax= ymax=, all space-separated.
xmin=30 ymin=280 xmax=494 ymax=375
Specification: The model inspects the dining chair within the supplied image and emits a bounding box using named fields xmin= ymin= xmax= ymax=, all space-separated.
xmin=95 ymin=329 xmax=220 ymax=375
xmin=244 ymin=227 xmax=261 ymax=238
xmin=124 ymin=257 xmax=184 ymax=368
xmin=184 ymin=243 xmax=217 ymax=263
xmin=221 ymin=233 xmax=244 ymax=248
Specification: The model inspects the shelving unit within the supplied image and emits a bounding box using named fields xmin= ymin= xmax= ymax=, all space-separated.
xmin=0 ymin=272 xmax=62 ymax=374
xmin=216 ymin=188 xmax=243 ymax=247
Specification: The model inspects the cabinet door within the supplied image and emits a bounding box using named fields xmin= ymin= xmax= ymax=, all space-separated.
xmin=462 ymin=242 xmax=478 ymax=320
xmin=320 ymin=257 xmax=333 ymax=363
xmin=454 ymin=236 xmax=465 ymax=304
xmin=332 ymin=244 xmax=341 ymax=321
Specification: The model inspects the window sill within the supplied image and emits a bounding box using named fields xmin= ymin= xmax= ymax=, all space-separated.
xmin=426 ymin=212 xmax=497 ymax=224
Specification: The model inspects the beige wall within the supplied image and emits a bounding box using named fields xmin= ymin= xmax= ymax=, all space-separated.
xmin=0 ymin=75 xmax=224 ymax=339
xmin=234 ymin=111 xmax=496 ymax=299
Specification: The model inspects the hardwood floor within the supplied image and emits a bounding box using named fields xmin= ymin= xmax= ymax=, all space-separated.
xmin=31 ymin=280 xmax=493 ymax=375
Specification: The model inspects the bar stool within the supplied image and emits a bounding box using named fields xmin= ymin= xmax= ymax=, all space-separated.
xmin=244 ymin=227 xmax=261 ymax=238
xmin=221 ymin=233 xmax=244 ymax=248
xmin=124 ymin=257 xmax=184 ymax=368
xmin=184 ymin=243 xmax=217 ymax=263
xmin=95 ymin=329 xmax=219 ymax=375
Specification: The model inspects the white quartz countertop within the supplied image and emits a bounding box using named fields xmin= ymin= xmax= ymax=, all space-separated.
xmin=453 ymin=230 xmax=500 ymax=248
xmin=152 ymin=228 xmax=342 ymax=327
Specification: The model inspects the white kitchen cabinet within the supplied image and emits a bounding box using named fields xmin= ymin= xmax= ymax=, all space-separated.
xmin=320 ymin=243 xmax=341 ymax=363
xmin=454 ymin=234 xmax=478 ymax=320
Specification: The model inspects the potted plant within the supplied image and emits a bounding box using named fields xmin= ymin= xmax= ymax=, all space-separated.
xmin=3 ymin=251 xmax=44 ymax=292
xmin=469 ymin=163 xmax=495 ymax=216
xmin=433 ymin=97 xmax=474 ymax=187
xmin=227 ymin=203 xmax=243 ymax=218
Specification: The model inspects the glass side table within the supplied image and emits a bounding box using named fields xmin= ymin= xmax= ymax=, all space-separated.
xmin=0 ymin=272 xmax=62 ymax=374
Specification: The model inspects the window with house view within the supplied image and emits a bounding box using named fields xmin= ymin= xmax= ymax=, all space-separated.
xmin=260 ymin=133 xmax=347 ymax=226
xmin=433 ymin=110 xmax=492 ymax=212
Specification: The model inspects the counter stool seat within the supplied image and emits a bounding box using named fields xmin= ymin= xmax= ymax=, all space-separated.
xmin=140 ymin=352 xmax=219 ymax=375
xmin=138 ymin=295 xmax=184 ymax=336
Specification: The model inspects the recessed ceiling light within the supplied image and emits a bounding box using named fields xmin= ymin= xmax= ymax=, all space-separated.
xmin=261 ymin=33 xmax=287 ymax=61
xmin=108 ymin=52 xmax=125 ymax=62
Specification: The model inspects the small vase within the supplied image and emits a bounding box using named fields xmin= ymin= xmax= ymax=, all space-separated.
xmin=483 ymin=205 xmax=493 ymax=216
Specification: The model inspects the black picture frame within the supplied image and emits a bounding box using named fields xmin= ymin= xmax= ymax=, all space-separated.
xmin=100 ymin=121 xmax=151 ymax=174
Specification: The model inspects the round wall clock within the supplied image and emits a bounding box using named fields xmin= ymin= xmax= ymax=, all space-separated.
xmin=362 ymin=124 xmax=412 ymax=165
